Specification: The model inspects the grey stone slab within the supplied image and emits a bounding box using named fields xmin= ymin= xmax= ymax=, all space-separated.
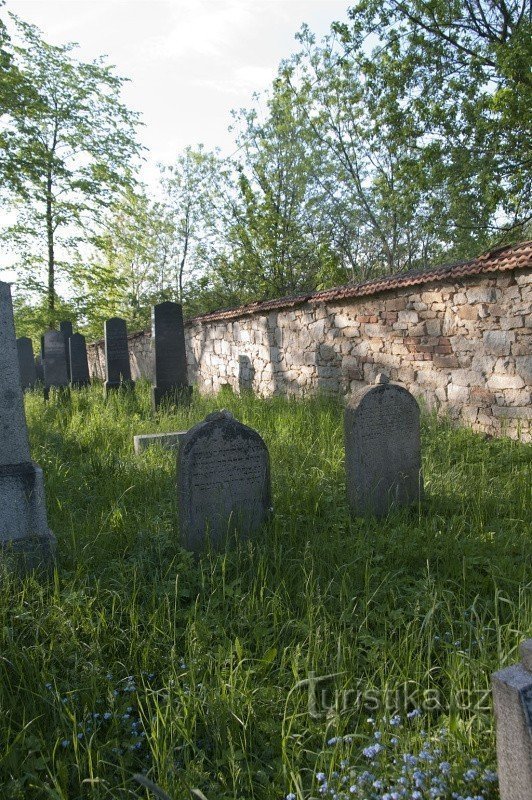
xmin=69 ymin=333 xmax=90 ymax=388
xmin=134 ymin=431 xmax=187 ymax=455
xmin=104 ymin=317 xmax=134 ymax=393
xmin=344 ymin=374 xmax=423 ymax=517
xmin=43 ymin=330 xmax=69 ymax=395
xmin=17 ymin=337 xmax=37 ymax=390
xmin=151 ymin=301 xmax=190 ymax=410
xmin=60 ymin=320 xmax=73 ymax=380
xmin=492 ymin=640 xmax=532 ymax=800
xmin=177 ymin=410 xmax=271 ymax=554
xmin=0 ymin=282 xmax=55 ymax=572
xmin=35 ymin=354 xmax=44 ymax=383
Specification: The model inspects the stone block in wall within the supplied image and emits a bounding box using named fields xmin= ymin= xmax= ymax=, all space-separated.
xmin=487 ymin=374 xmax=525 ymax=390
xmin=483 ymin=330 xmax=516 ymax=356
xmin=466 ymin=286 xmax=498 ymax=303
xmin=491 ymin=405 xmax=531 ymax=419
xmin=515 ymin=355 xmax=532 ymax=383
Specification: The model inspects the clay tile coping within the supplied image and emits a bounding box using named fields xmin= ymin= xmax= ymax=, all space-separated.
xmin=88 ymin=240 xmax=531 ymax=344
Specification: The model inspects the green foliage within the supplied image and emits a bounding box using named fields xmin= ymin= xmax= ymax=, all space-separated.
xmin=0 ymin=385 xmax=530 ymax=798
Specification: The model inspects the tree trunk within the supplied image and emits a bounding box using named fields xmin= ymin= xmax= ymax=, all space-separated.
xmin=46 ymin=168 xmax=55 ymax=317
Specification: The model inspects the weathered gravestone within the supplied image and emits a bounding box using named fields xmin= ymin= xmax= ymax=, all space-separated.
xmin=17 ymin=337 xmax=37 ymax=390
xmin=43 ymin=330 xmax=69 ymax=399
xmin=35 ymin=354 xmax=44 ymax=383
xmin=134 ymin=431 xmax=187 ymax=455
xmin=69 ymin=333 xmax=90 ymax=388
xmin=0 ymin=282 xmax=56 ymax=571
xmin=344 ymin=374 xmax=423 ymax=517
xmin=60 ymin=320 xmax=73 ymax=380
xmin=177 ymin=410 xmax=271 ymax=554
xmin=104 ymin=317 xmax=134 ymax=394
xmin=492 ymin=639 xmax=532 ymax=800
xmin=151 ymin=301 xmax=191 ymax=410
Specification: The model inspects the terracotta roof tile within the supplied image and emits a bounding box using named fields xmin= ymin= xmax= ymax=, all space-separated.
xmin=187 ymin=240 xmax=532 ymax=324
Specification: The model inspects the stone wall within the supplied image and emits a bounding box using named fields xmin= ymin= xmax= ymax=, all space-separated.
xmin=87 ymin=262 xmax=532 ymax=441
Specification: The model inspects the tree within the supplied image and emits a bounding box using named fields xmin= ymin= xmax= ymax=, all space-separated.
xmin=0 ymin=14 xmax=143 ymax=321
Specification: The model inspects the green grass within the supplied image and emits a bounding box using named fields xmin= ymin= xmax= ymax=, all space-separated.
xmin=0 ymin=382 xmax=530 ymax=799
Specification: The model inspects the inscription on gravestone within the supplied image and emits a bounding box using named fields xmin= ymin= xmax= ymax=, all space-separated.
xmin=104 ymin=317 xmax=134 ymax=394
xmin=177 ymin=410 xmax=271 ymax=554
xmin=43 ymin=330 xmax=69 ymax=398
xmin=344 ymin=374 xmax=423 ymax=517
xmin=60 ymin=320 xmax=73 ymax=380
xmin=17 ymin=337 xmax=37 ymax=390
xmin=152 ymin=301 xmax=191 ymax=410
xmin=69 ymin=333 xmax=91 ymax=388
xmin=0 ymin=281 xmax=56 ymax=571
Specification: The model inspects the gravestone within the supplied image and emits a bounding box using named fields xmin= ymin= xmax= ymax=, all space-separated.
xmin=151 ymin=301 xmax=191 ymax=410
xmin=69 ymin=333 xmax=91 ymax=388
xmin=134 ymin=431 xmax=187 ymax=455
xmin=43 ymin=330 xmax=69 ymax=398
xmin=35 ymin=354 xmax=44 ymax=383
xmin=344 ymin=374 xmax=423 ymax=517
xmin=0 ymin=282 xmax=56 ymax=571
xmin=104 ymin=317 xmax=134 ymax=394
xmin=60 ymin=320 xmax=73 ymax=380
xmin=492 ymin=639 xmax=532 ymax=800
xmin=17 ymin=337 xmax=37 ymax=390
xmin=177 ymin=410 xmax=271 ymax=554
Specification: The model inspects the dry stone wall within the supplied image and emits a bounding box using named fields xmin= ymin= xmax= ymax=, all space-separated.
xmin=87 ymin=267 xmax=531 ymax=441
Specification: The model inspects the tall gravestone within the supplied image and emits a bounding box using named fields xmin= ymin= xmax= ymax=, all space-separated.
xmin=60 ymin=320 xmax=73 ymax=380
xmin=492 ymin=640 xmax=532 ymax=800
xmin=0 ymin=282 xmax=56 ymax=571
xmin=104 ymin=317 xmax=134 ymax=394
xmin=69 ymin=333 xmax=91 ymax=388
xmin=17 ymin=337 xmax=37 ymax=390
xmin=344 ymin=374 xmax=423 ymax=517
xmin=43 ymin=330 xmax=69 ymax=399
xmin=151 ymin=301 xmax=191 ymax=410
xmin=177 ymin=410 xmax=271 ymax=554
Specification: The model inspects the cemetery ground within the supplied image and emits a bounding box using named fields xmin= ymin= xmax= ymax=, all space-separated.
xmin=1 ymin=384 xmax=530 ymax=800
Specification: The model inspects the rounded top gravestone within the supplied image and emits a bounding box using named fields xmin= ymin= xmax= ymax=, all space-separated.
xmin=177 ymin=410 xmax=271 ymax=554
xmin=344 ymin=376 xmax=423 ymax=517
xmin=0 ymin=283 xmax=31 ymax=465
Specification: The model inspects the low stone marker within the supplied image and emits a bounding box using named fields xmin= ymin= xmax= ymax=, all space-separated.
xmin=43 ymin=330 xmax=69 ymax=398
xmin=69 ymin=333 xmax=91 ymax=388
xmin=60 ymin=320 xmax=73 ymax=380
xmin=134 ymin=431 xmax=187 ymax=455
xmin=177 ymin=410 xmax=271 ymax=554
xmin=0 ymin=282 xmax=56 ymax=571
xmin=344 ymin=374 xmax=423 ymax=517
xmin=17 ymin=337 xmax=37 ymax=390
xmin=151 ymin=301 xmax=191 ymax=410
xmin=492 ymin=639 xmax=532 ymax=800
xmin=104 ymin=317 xmax=134 ymax=394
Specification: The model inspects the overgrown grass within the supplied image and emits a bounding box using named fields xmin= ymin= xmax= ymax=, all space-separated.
xmin=0 ymin=382 xmax=530 ymax=799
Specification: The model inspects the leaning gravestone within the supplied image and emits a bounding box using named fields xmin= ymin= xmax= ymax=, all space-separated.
xmin=492 ymin=639 xmax=532 ymax=800
xmin=177 ymin=410 xmax=271 ymax=554
xmin=43 ymin=330 xmax=69 ymax=399
xmin=69 ymin=333 xmax=91 ymax=388
xmin=152 ymin=301 xmax=191 ymax=410
xmin=17 ymin=337 xmax=37 ymax=390
xmin=0 ymin=282 xmax=56 ymax=571
xmin=60 ymin=320 xmax=73 ymax=380
xmin=344 ymin=374 xmax=423 ymax=517
xmin=104 ymin=317 xmax=134 ymax=394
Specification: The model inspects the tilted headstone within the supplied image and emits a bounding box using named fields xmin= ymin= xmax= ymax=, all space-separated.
xmin=492 ymin=640 xmax=532 ymax=800
xmin=0 ymin=282 xmax=56 ymax=571
xmin=43 ymin=330 xmax=69 ymax=398
xmin=60 ymin=320 xmax=73 ymax=380
xmin=17 ymin=337 xmax=37 ymax=390
xmin=134 ymin=431 xmax=187 ymax=455
xmin=104 ymin=317 xmax=134 ymax=394
xmin=151 ymin=301 xmax=191 ymax=410
xmin=69 ymin=333 xmax=91 ymax=388
xmin=35 ymin=354 xmax=44 ymax=383
xmin=344 ymin=374 xmax=423 ymax=517
xmin=177 ymin=410 xmax=271 ymax=554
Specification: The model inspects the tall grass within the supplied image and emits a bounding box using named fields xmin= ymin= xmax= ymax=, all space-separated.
xmin=0 ymin=382 xmax=530 ymax=799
